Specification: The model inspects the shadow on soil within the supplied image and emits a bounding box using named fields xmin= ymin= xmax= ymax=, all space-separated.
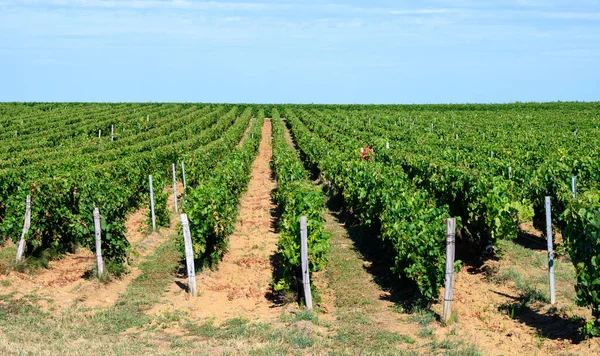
xmin=496 ymin=292 xmax=586 ymax=343
xmin=515 ymin=221 xmax=549 ymax=251
xmin=267 ymin=170 xmax=289 ymax=306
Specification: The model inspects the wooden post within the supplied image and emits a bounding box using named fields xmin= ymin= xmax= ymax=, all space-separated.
xmin=443 ymin=218 xmax=456 ymax=323
xmin=491 ymin=151 xmax=494 ymax=158
xmin=508 ymin=166 xmax=512 ymax=180
xmin=545 ymin=197 xmax=556 ymax=304
xmin=300 ymin=216 xmax=313 ymax=310
xmin=572 ymin=176 xmax=577 ymax=199
xmin=149 ymin=175 xmax=156 ymax=231
xmin=181 ymin=214 xmax=197 ymax=297
xmin=111 ymin=125 xmax=114 ymax=141
xmin=15 ymin=195 xmax=31 ymax=262
xmin=181 ymin=161 xmax=187 ymax=192
xmin=98 ymin=129 xmax=101 ymax=138
xmin=172 ymin=163 xmax=178 ymax=213
xmin=386 ymin=142 xmax=389 ymax=149
xmin=93 ymin=207 xmax=104 ymax=277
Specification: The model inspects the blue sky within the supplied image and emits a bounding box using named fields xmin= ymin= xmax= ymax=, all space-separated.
xmin=0 ymin=0 xmax=599 ymax=103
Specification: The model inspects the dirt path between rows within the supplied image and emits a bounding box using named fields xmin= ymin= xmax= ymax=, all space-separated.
xmin=151 ymin=119 xmax=282 ymax=323
xmin=0 ymin=183 xmax=182 ymax=312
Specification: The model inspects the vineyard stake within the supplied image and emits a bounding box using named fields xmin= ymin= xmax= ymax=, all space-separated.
xmin=111 ymin=125 xmax=114 ymax=141
xmin=443 ymin=218 xmax=456 ymax=323
xmin=181 ymin=161 xmax=187 ymax=192
xmin=98 ymin=129 xmax=101 ymax=138
xmin=93 ymin=207 xmax=105 ymax=277
xmin=300 ymin=216 xmax=313 ymax=310
xmin=15 ymin=195 xmax=31 ymax=262
xmin=149 ymin=175 xmax=156 ymax=231
xmin=508 ymin=166 xmax=512 ymax=180
xmin=181 ymin=214 xmax=197 ymax=297
xmin=545 ymin=197 xmax=556 ymax=304
xmin=172 ymin=163 xmax=178 ymax=213
xmin=572 ymin=176 xmax=577 ymax=199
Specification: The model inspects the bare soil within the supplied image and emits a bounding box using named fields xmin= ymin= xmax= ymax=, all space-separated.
xmin=237 ymin=117 xmax=255 ymax=147
xmin=150 ymin=119 xmax=284 ymax=323
xmin=430 ymin=226 xmax=600 ymax=355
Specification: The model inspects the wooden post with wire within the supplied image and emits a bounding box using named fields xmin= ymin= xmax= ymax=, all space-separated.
xmin=93 ymin=207 xmax=105 ymax=277
xmin=181 ymin=214 xmax=197 ymax=297
xmin=172 ymin=163 xmax=178 ymax=213
xmin=15 ymin=195 xmax=31 ymax=262
xmin=545 ymin=197 xmax=556 ymax=304
xmin=149 ymin=175 xmax=156 ymax=231
xmin=300 ymin=216 xmax=313 ymax=310
xmin=443 ymin=218 xmax=456 ymax=323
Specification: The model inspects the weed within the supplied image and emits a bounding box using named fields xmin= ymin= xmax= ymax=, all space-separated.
xmin=418 ymin=327 xmax=435 ymax=338
xmin=409 ymin=307 xmax=436 ymax=326
xmin=293 ymin=309 xmax=319 ymax=324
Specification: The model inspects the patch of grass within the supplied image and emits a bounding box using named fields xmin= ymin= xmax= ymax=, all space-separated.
xmin=497 ymin=239 xmax=577 ymax=303
xmin=0 ymin=293 xmax=46 ymax=319
xmin=446 ymin=344 xmax=483 ymax=356
xmin=293 ymin=309 xmax=319 ymax=324
xmin=335 ymin=327 xmax=364 ymax=346
xmin=9 ymin=248 xmax=56 ymax=273
xmin=0 ymin=243 xmax=17 ymax=271
xmin=336 ymin=309 xmax=371 ymax=325
xmin=92 ymin=238 xmax=182 ymax=334
xmin=372 ymin=330 xmax=415 ymax=344
xmin=156 ymin=309 xmax=188 ymax=324
xmin=428 ymin=337 xmax=482 ymax=356
xmin=222 ymin=317 xmax=251 ymax=338
xmin=442 ymin=310 xmax=459 ymax=327
xmin=408 ymin=307 xmax=436 ymax=326
xmin=185 ymin=318 xmax=219 ymax=337
xmin=418 ymin=327 xmax=435 ymax=339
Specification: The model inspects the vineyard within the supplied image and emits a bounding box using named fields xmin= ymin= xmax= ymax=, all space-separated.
xmin=1 ymin=102 xmax=600 ymax=354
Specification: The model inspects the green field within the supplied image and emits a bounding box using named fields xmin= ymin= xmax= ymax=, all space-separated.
xmin=1 ymin=102 xmax=599 ymax=355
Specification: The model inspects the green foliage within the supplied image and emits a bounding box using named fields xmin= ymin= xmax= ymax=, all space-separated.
xmin=147 ymin=173 xmax=170 ymax=229
xmin=0 ymin=104 xmax=248 ymax=271
xmin=285 ymin=109 xmax=453 ymax=299
xmin=183 ymin=109 xmax=263 ymax=267
xmin=563 ymin=191 xmax=600 ymax=326
xmin=271 ymin=109 xmax=330 ymax=292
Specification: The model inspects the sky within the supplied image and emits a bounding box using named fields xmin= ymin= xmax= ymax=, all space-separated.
xmin=0 ymin=0 xmax=599 ymax=103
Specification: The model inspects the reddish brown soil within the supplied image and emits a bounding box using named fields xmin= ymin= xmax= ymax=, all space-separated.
xmin=150 ymin=119 xmax=283 ymax=323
